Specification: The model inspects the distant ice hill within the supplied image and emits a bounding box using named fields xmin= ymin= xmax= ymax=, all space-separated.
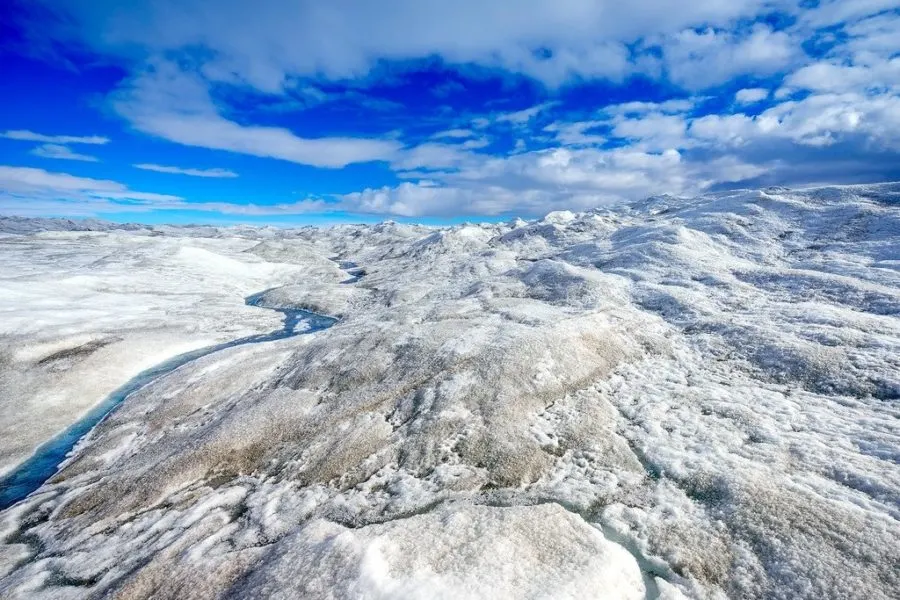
xmin=0 ymin=215 xmax=149 ymax=234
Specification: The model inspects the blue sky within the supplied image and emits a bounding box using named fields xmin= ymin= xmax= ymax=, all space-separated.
xmin=1 ymin=1 xmax=898 ymax=224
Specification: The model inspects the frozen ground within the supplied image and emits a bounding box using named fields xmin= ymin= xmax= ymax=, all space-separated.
xmin=0 ymin=183 xmax=898 ymax=599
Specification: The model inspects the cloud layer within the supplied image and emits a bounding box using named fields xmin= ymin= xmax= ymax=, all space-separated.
xmin=2 ymin=130 xmax=109 ymax=145
xmin=133 ymin=163 xmax=238 ymax=178
xmin=31 ymin=144 xmax=99 ymax=162
xmin=112 ymin=61 xmax=402 ymax=168
xmin=3 ymin=0 xmax=900 ymax=219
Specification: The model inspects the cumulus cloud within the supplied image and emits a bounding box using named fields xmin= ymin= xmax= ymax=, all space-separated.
xmin=133 ymin=163 xmax=238 ymax=178
xmin=842 ymin=10 xmax=900 ymax=55
xmin=31 ymin=144 xmax=99 ymax=162
xmin=662 ymin=25 xmax=798 ymax=90
xmin=375 ymin=81 xmax=900 ymax=216
xmin=29 ymin=0 xmax=787 ymax=89
xmin=784 ymin=57 xmax=900 ymax=94
xmin=2 ymin=130 xmax=109 ymax=144
xmin=332 ymin=145 xmax=766 ymax=217
xmin=543 ymin=120 xmax=607 ymax=146
xmin=735 ymin=88 xmax=769 ymax=104
xmin=611 ymin=113 xmax=688 ymax=151
xmin=690 ymin=92 xmax=900 ymax=149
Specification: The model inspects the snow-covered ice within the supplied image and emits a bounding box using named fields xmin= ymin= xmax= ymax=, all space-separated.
xmin=0 ymin=183 xmax=898 ymax=599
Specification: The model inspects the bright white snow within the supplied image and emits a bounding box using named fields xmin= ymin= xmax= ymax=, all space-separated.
xmin=0 ymin=183 xmax=898 ymax=599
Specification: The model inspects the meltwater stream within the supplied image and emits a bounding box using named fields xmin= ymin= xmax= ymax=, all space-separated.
xmin=0 ymin=300 xmax=338 ymax=511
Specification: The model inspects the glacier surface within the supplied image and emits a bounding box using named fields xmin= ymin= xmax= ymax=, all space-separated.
xmin=0 ymin=184 xmax=898 ymax=599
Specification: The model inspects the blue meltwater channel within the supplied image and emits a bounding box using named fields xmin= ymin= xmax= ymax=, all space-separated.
xmin=0 ymin=299 xmax=337 ymax=510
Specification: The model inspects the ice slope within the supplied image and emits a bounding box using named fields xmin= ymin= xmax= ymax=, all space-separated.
xmin=0 ymin=183 xmax=898 ymax=599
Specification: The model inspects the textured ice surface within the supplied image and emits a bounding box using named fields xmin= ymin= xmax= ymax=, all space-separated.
xmin=0 ymin=183 xmax=899 ymax=599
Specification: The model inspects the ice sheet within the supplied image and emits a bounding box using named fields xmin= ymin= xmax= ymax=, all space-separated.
xmin=0 ymin=183 xmax=898 ymax=599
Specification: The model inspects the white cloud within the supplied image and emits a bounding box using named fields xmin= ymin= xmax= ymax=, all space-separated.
xmin=428 ymin=129 xmax=490 ymax=149
xmin=31 ymin=144 xmax=99 ymax=162
xmin=611 ymin=113 xmax=688 ymax=151
xmin=432 ymin=129 xmax=475 ymax=139
xmin=689 ymin=113 xmax=758 ymax=145
xmin=133 ymin=163 xmax=238 ymax=178
xmin=765 ymin=92 xmax=899 ymax=148
xmin=602 ymin=99 xmax=698 ymax=116
xmin=341 ymin=143 xmax=769 ymax=217
xmin=735 ymin=88 xmax=769 ymax=104
xmin=113 ymin=61 xmax=402 ymax=168
xmin=0 ymin=165 xmax=181 ymax=203
xmin=495 ymin=102 xmax=558 ymax=124
xmin=28 ymin=0 xmax=794 ymax=89
xmin=801 ymin=0 xmax=900 ymax=29
xmin=543 ymin=120 xmax=607 ymax=146
xmin=1 ymin=130 xmax=109 ymax=145
xmin=136 ymin=113 xmax=400 ymax=168
xmin=0 ymin=165 xmax=336 ymax=217
xmin=842 ymin=11 xmax=900 ymax=56
xmin=372 ymin=81 xmax=900 ymax=216
xmin=0 ymin=195 xmax=333 ymax=219
xmin=344 ymin=182 xmax=583 ymax=217
xmin=784 ymin=57 xmax=900 ymax=94
xmin=460 ymin=138 xmax=491 ymax=150
xmin=333 ymin=146 xmax=766 ymax=217
xmin=690 ymin=92 xmax=900 ymax=149
xmin=391 ymin=143 xmax=480 ymax=172
xmin=662 ymin=25 xmax=798 ymax=90
xmin=491 ymin=41 xmax=632 ymax=87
